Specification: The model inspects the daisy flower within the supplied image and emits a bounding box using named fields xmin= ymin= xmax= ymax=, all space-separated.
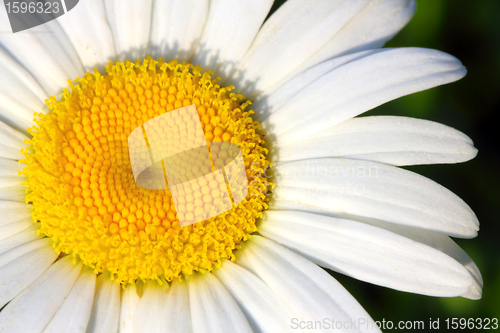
xmin=0 ymin=0 xmax=482 ymax=332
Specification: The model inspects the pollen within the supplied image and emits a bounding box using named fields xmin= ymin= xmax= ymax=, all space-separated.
xmin=20 ymin=58 xmax=272 ymax=284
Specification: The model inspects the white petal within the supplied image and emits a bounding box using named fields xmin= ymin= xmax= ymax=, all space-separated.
xmin=0 ymin=200 xmax=31 ymax=225
xmin=0 ymin=223 xmax=41 ymax=255
xmin=86 ymin=273 xmax=121 ymax=333
xmin=161 ymin=279 xmax=192 ymax=333
xmin=133 ymin=280 xmax=169 ymax=333
xmin=0 ymin=120 xmax=29 ymax=159
xmin=0 ymin=157 xmax=25 ymax=176
xmin=352 ymin=217 xmax=483 ymax=300
xmin=149 ymin=0 xmax=209 ymax=62
xmin=0 ymin=158 xmax=26 ymax=202
xmin=231 ymin=0 xmax=371 ymax=97
xmin=0 ymin=255 xmax=82 ymax=333
xmin=276 ymin=0 xmax=417 ymax=89
xmin=253 ymin=49 xmax=383 ymax=120
xmin=192 ymin=0 xmax=273 ymax=80
xmin=188 ymin=272 xmax=252 ymax=333
xmin=0 ymin=237 xmax=56 ymax=308
xmin=214 ymin=259 xmax=297 ymax=333
xmin=0 ymin=218 xmax=32 ymax=241
xmin=276 ymin=116 xmax=477 ymax=166
xmin=272 ymin=158 xmax=479 ymax=238
xmin=459 ymin=264 xmax=483 ymax=300
xmin=55 ymin=0 xmax=116 ymax=72
xmin=0 ymin=175 xmax=24 ymax=187
xmin=237 ymin=236 xmax=379 ymax=333
xmin=43 ymin=266 xmax=96 ymax=333
xmin=0 ymin=183 xmax=25 ymax=202
xmin=104 ymin=0 xmax=153 ymax=61
xmin=118 ymin=283 xmax=141 ymax=333
xmin=262 ymin=48 xmax=466 ymax=145
xmin=0 ymin=48 xmax=47 ymax=133
xmin=259 ymin=210 xmax=474 ymax=297
xmin=0 ymin=7 xmax=84 ymax=97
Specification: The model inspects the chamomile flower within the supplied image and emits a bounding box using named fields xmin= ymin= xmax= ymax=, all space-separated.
xmin=0 ymin=0 xmax=481 ymax=332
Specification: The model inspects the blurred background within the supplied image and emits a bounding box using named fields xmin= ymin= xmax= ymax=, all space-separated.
xmin=269 ymin=0 xmax=500 ymax=330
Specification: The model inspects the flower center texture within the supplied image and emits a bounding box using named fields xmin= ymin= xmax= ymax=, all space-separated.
xmin=20 ymin=58 xmax=272 ymax=284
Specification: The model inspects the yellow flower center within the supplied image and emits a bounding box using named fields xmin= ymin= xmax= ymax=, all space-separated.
xmin=20 ymin=58 xmax=272 ymax=284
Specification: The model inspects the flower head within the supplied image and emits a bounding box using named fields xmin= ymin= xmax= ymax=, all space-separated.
xmin=0 ymin=0 xmax=481 ymax=332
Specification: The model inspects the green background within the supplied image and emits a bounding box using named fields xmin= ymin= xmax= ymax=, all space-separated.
xmin=270 ymin=0 xmax=500 ymax=331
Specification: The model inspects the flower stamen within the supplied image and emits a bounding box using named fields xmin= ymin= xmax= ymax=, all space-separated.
xmin=20 ymin=57 xmax=272 ymax=284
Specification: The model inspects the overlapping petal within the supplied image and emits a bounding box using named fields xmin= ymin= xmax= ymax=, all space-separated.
xmin=56 ymin=0 xmax=116 ymax=72
xmin=0 ymin=158 xmax=26 ymax=202
xmin=214 ymin=259 xmax=298 ymax=333
xmin=253 ymin=49 xmax=383 ymax=119
xmin=119 ymin=283 xmax=141 ymax=333
xmin=275 ymin=116 xmax=477 ymax=166
xmin=162 ymin=279 xmax=192 ymax=333
xmin=188 ymin=272 xmax=253 ymax=333
xmin=230 ymin=0 xmax=372 ymax=97
xmin=271 ymin=158 xmax=479 ymax=238
xmin=0 ymin=223 xmax=42 ymax=255
xmin=133 ymin=280 xmax=169 ymax=333
xmin=0 ymin=200 xmax=31 ymax=224
xmin=43 ymin=266 xmax=96 ymax=333
xmin=0 ymin=50 xmax=48 ymax=132
xmin=192 ymin=0 xmax=273 ymax=80
xmin=276 ymin=0 xmax=417 ymax=89
xmin=262 ymin=48 xmax=466 ymax=145
xmin=104 ymin=0 xmax=153 ymax=61
xmin=237 ymin=235 xmax=380 ymax=333
xmin=0 ymin=255 xmax=81 ymax=332
xmin=0 ymin=120 xmax=29 ymax=159
xmin=86 ymin=273 xmax=121 ymax=333
xmin=0 ymin=237 xmax=56 ymax=309
xmin=351 ymin=217 xmax=483 ymax=299
xmin=149 ymin=0 xmax=209 ymax=62
xmin=0 ymin=7 xmax=84 ymax=97
xmin=259 ymin=210 xmax=474 ymax=296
